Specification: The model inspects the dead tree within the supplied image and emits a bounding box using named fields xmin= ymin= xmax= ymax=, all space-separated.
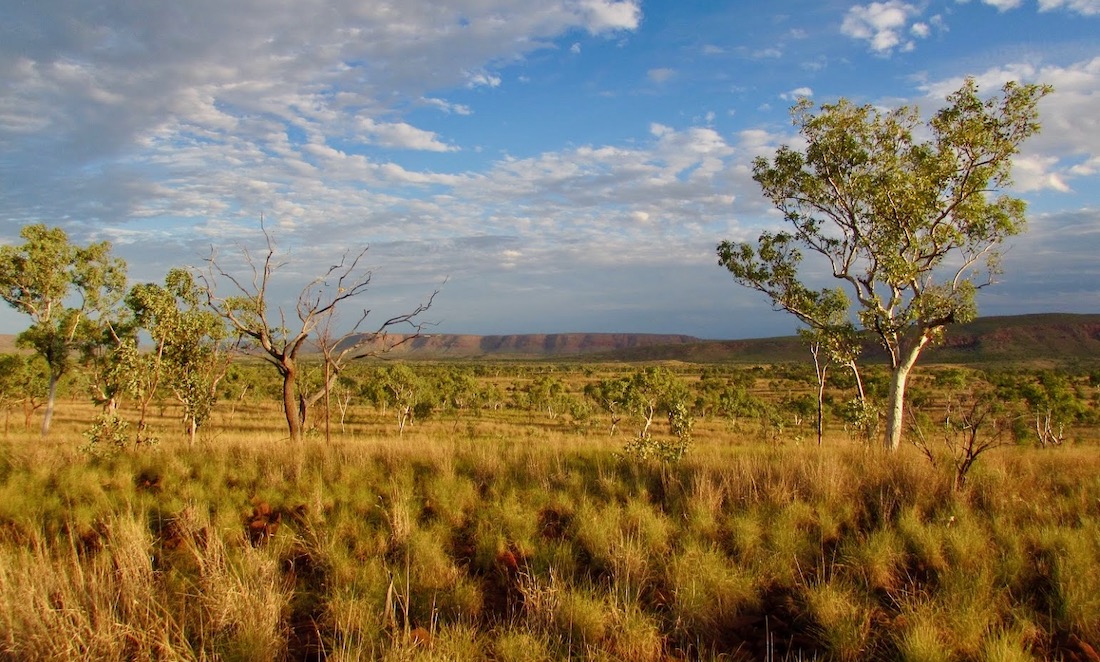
xmin=199 ymin=219 xmax=439 ymax=441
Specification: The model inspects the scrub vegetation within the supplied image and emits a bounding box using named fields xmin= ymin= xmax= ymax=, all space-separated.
xmin=1 ymin=360 xmax=1098 ymax=661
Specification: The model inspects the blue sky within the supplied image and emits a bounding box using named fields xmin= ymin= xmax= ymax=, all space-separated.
xmin=1 ymin=0 xmax=1098 ymax=339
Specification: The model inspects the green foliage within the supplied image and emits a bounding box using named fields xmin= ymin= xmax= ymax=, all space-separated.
xmin=621 ymin=435 xmax=690 ymax=463
xmin=127 ymin=268 xmax=231 ymax=442
xmin=990 ymin=369 xmax=1096 ymax=445
xmin=80 ymin=411 xmax=133 ymax=456
xmin=667 ymin=399 xmax=694 ymax=442
xmin=839 ymin=397 xmax=881 ymax=442
xmin=0 ymin=225 xmax=75 ymax=312
xmin=693 ymin=368 xmax=766 ymax=424
xmin=782 ymin=392 xmax=818 ymax=427
xmin=507 ymin=373 xmax=581 ymax=425
xmin=0 ymin=353 xmax=49 ymax=431
xmin=435 ymin=368 xmax=483 ymax=413
xmin=0 ymin=224 xmax=128 ymax=435
xmin=623 ymin=367 xmax=690 ymax=438
xmin=584 ymin=375 xmax=630 ymax=435
xmin=600 ymin=367 xmax=696 ymax=462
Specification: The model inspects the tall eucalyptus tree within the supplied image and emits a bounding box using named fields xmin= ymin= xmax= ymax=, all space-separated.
xmin=719 ymin=79 xmax=1051 ymax=450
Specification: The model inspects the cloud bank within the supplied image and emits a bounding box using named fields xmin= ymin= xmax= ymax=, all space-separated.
xmin=1 ymin=0 xmax=1097 ymax=337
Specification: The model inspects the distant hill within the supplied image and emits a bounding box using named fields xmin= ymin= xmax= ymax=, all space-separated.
xmin=594 ymin=313 xmax=1100 ymax=365
xmin=925 ymin=313 xmax=1100 ymax=364
xmin=342 ymin=332 xmax=704 ymax=359
xmin=334 ymin=313 xmax=1100 ymax=364
xmin=585 ymin=334 xmax=808 ymax=363
xmin=2 ymin=313 xmax=1098 ymax=364
xmin=360 ymin=313 xmax=1100 ymax=364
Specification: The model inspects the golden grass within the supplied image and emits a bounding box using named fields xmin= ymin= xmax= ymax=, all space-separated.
xmin=0 ymin=382 xmax=1098 ymax=660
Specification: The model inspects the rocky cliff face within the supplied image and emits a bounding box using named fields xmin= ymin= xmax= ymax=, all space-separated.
xmin=349 ymin=332 xmax=703 ymax=358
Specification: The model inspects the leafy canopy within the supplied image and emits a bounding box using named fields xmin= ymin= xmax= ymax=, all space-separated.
xmin=0 ymin=224 xmax=126 ymax=369
xmin=719 ymin=79 xmax=1051 ymax=366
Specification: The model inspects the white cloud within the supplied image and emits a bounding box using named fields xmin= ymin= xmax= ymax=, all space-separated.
xmin=737 ymin=129 xmax=780 ymax=155
xmin=780 ymin=87 xmax=814 ymax=100
xmin=1012 ymin=154 xmax=1072 ymax=192
xmin=649 ymin=123 xmax=672 ymax=138
xmin=422 ymin=97 xmax=473 ymax=115
xmin=841 ymin=1 xmax=928 ymax=55
xmin=358 ymin=118 xmax=458 ymax=152
xmin=1 ymin=0 xmax=1095 ymax=337
xmin=918 ymin=57 xmax=1100 ymax=193
xmin=801 ymin=56 xmax=829 ymax=72
xmin=1037 ymin=0 xmax=1100 ymax=13
xmin=0 ymin=0 xmax=657 ymax=271
xmin=967 ymin=0 xmax=1100 ymax=14
xmin=576 ymin=0 xmax=642 ymax=32
xmin=648 ymin=67 xmax=676 ymax=83
xmin=465 ymin=70 xmax=503 ymax=88
xmin=0 ymin=0 xmax=643 ymax=179
xmin=1068 ymin=156 xmax=1100 ymax=177
xmin=974 ymin=0 xmax=1024 ymax=10
xmin=446 ymin=123 xmax=741 ymax=269
xmin=752 ymin=47 xmax=784 ymax=59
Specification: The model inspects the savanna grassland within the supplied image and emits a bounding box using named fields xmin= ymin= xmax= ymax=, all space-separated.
xmin=1 ymin=360 xmax=1099 ymax=661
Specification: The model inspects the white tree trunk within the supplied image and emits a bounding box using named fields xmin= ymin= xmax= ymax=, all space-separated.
xmin=41 ymin=372 xmax=60 ymax=437
xmin=884 ymin=336 xmax=930 ymax=451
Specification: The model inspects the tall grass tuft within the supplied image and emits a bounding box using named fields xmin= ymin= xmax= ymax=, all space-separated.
xmin=802 ymin=580 xmax=875 ymax=661
xmin=0 ymin=516 xmax=181 ymax=660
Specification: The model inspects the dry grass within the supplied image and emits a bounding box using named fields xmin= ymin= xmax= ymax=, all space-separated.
xmin=0 ymin=369 xmax=1098 ymax=660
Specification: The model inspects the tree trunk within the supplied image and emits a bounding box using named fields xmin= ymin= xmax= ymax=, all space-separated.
xmin=323 ymin=360 xmax=331 ymax=443
xmin=810 ymin=342 xmax=826 ymax=447
xmin=883 ymin=336 xmax=930 ymax=451
xmin=41 ymin=371 xmax=60 ymax=437
xmin=847 ymin=360 xmax=866 ymax=403
xmin=816 ymin=365 xmax=827 ymax=447
xmin=399 ymin=405 xmax=411 ymax=434
xmin=640 ymin=405 xmax=655 ymax=438
xmin=281 ymin=362 xmax=301 ymax=441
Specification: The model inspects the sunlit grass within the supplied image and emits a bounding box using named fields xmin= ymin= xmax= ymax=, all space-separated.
xmin=0 ymin=394 xmax=1098 ymax=660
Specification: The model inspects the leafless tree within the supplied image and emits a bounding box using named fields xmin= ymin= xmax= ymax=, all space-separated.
xmin=910 ymin=388 xmax=1012 ymax=491
xmin=199 ymin=220 xmax=439 ymax=441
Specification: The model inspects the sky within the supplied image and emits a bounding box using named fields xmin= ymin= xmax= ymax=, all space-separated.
xmin=1 ymin=0 xmax=1098 ymax=340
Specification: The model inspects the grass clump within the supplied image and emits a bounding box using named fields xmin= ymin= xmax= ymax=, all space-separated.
xmin=802 ymin=580 xmax=876 ymax=661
